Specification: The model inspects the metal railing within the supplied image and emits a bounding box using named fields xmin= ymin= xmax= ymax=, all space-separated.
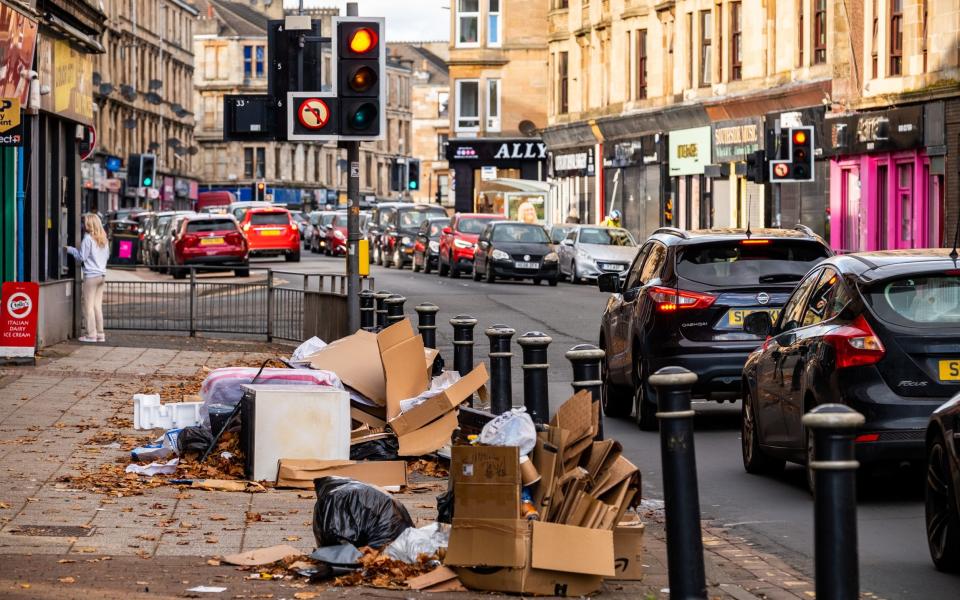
xmin=100 ymin=267 xmax=374 ymax=342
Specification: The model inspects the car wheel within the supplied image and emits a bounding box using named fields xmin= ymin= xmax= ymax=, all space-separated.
xmin=234 ymin=266 xmax=250 ymax=277
xmin=533 ymin=278 xmax=542 ymax=285
xmin=632 ymin=360 xmax=658 ymax=431
xmin=484 ymin=264 xmax=496 ymax=284
xmin=571 ymin=265 xmax=581 ymax=284
xmin=413 ymin=255 xmax=422 ymax=272
xmin=172 ymin=265 xmax=187 ymax=280
xmin=548 ymin=277 xmax=558 ymax=287
xmin=601 ymin=354 xmax=633 ymax=419
xmin=439 ymin=256 xmax=450 ymax=277
xmin=423 ymin=254 xmax=433 ymax=274
xmin=926 ymin=432 xmax=960 ymax=573
xmin=286 ymin=250 xmax=300 ymax=263
xmin=393 ymin=247 xmax=403 ymax=269
xmin=473 ymin=264 xmax=482 ymax=281
xmin=448 ymin=254 xmax=460 ymax=278
xmin=741 ymin=389 xmax=785 ymax=474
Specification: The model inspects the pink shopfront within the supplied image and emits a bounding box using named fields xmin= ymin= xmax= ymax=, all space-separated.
xmin=826 ymin=105 xmax=943 ymax=253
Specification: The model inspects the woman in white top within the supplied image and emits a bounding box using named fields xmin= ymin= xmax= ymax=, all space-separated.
xmin=66 ymin=214 xmax=111 ymax=342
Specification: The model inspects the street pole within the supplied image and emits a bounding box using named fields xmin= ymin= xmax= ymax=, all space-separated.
xmin=343 ymin=0 xmax=361 ymax=334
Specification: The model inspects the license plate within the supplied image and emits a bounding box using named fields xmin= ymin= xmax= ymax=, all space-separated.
xmin=260 ymin=229 xmax=282 ymax=236
xmin=602 ymin=264 xmax=625 ymax=272
xmin=200 ymin=237 xmax=224 ymax=246
xmin=938 ymin=360 xmax=960 ymax=381
xmin=727 ymin=308 xmax=780 ymax=327
xmin=515 ymin=261 xmax=539 ymax=269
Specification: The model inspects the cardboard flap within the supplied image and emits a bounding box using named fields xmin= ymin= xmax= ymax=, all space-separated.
xmin=530 ymin=521 xmax=615 ymax=577
xmin=452 ymin=445 xmax=519 ymax=484
xmin=550 ymin=390 xmax=594 ymax=445
xmin=445 ymin=518 xmax=528 ymax=568
xmin=389 ymin=364 xmax=489 ymax=435
xmin=378 ymin=320 xmax=431 ymax=420
xmin=397 ymin=410 xmax=458 ymax=456
xmin=276 ymin=459 xmax=406 ymax=489
xmin=307 ymin=330 xmax=386 ymax=405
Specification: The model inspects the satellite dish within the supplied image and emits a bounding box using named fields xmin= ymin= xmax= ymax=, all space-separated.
xmin=149 ymin=142 xmax=161 ymax=151
xmin=149 ymin=79 xmax=162 ymax=90
xmin=166 ymin=138 xmax=181 ymax=148
xmin=92 ymin=72 xmax=102 ymax=86
xmin=123 ymin=118 xmax=137 ymax=130
xmin=518 ymin=120 xmax=538 ymax=137
xmin=98 ymin=83 xmax=114 ymax=95
xmin=188 ymin=146 xmax=199 ymax=156
xmin=147 ymin=92 xmax=162 ymax=105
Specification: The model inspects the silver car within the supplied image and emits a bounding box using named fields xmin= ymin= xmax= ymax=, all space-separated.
xmin=557 ymin=226 xmax=639 ymax=283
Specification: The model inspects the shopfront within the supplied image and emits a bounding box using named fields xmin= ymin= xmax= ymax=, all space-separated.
xmin=549 ymin=147 xmax=597 ymax=225
xmin=710 ymin=118 xmax=764 ymax=229
xmin=826 ymin=105 xmax=941 ymax=252
xmin=668 ymin=127 xmax=713 ymax=230
xmin=446 ymin=138 xmax=547 ymax=214
xmin=765 ymin=106 xmax=829 ymax=236
xmin=602 ymin=136 xmax=663 ymax=238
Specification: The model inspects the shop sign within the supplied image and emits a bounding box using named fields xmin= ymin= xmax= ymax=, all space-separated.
xmin=481 ymin=166 xmax=498 ymax=181
xmin=712 ymin=118 xmax=761 ymax=162
xmin=0 ymin=6 xmax=39 ymax=106
xmin=0 ymin=97 xmax=22 ymax=146
xmin=448 ymin=139 xmax=547 ymax=162
xmin=668 ymin=127 xmax=711 ymax=176
xmin=1 ymin=281 xmax=38 ymax=359
xmin=553 ymin=148 xmax=595 ymax=176
xmin=162 ymin=177 xmax=175 ymax=202
xmin=175 ymin=178 xmax=190 ymax=197
xmin=52 ymin=40 xmax=94 ymax=125
xmin=105 ymin=156 xmax=122 ymax=172
xmin=825 ymin=105 xmax=923 ymax=156
xmin=104 ymin=178 xmax=122 ymax=193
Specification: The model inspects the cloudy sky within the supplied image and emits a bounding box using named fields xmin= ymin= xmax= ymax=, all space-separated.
xmin=283 ymin=1 xmax=451 ymax=41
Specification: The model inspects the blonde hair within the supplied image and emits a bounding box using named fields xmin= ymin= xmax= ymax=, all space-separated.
xmin=84 ymin=214 xmax=108 ymax=248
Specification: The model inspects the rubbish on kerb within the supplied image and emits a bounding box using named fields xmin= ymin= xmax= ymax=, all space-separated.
xmin=133 ymin=394 xmax=202 ymax=430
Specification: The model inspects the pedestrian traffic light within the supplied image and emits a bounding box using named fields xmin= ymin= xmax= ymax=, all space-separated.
xmin=252 ymin=180 xmax=266 ymax=201
xmin=140 ymin=154 xmax=156 ymax=187
xmin=336 ymin=17 xmax=385 ymax=140
xmin=769 ymin=126 xmax=814 ymax=183
xmin=407 ymin=159 xmax=420 ymax=191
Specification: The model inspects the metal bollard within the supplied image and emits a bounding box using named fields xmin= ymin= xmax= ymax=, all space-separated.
xmin=374 ymin=290 xmax=392 ymax=330
xmin=359 ymin=290 xmax=376 ymax=332
xmin=566 ymin=344 xmax=606 ymax=440
xmin=649 ymin=366 xmax=707 ymax=600
xmin=518 ymin=332 xmax=552 ymax=425
xmin=802 ymin=404 xmax=864 ymax=600
xmin=385 ymin=294 xmax=406 ymax=326
xmin=485 ymin=325 xmax=516 ymax=415
xmin=449 ymin=315 xmax=478 ymax=377
xmin=414 ymin=303 xmax=440 ymax=349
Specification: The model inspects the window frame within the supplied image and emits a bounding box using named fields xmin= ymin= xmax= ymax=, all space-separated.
xmin=730 ymin=2 xmax=742 ymax=81
xmin=699 ymin=10 xmax=713 ymax=87
xmin=797 ymin=0 xmax=805 ymax=67
xmin=456 ymin=0 xmax=480 ymax=48
xmin=558 ymin=51 xmax=569 ymax=114
xmin=813 ymin=0 xmax=827 ymax=65
xmin=243 ymin=45 xmax=253 ymax=78
xmin=889 ymin=0 xmax=903 ymax=76
xmin=486 ymin=78 xmax=501 ymax=132
xmin=455 ymin=79 xmax=481 ymax=132
xmin=636 ymin=29 xmax=648 ymax=99
xmin=487 ymin=0 xmax=502 ymax=47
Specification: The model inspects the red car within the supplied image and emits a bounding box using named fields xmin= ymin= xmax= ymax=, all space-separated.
xmin=324 ymin=211 xmax=349 ymax=256
xmin=238 ymin=207 xmax=301 ymax=262
xmin=438 ymin=213 xmax=505 ymax=278
xmin=170 ymin=214 xmax=249 ymax=278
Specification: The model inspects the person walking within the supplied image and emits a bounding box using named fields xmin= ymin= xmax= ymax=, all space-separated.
xmin=66 ymin=213 xmax=111 ymax=343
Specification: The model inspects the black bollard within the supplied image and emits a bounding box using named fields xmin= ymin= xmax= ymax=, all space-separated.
xmin=802 ymin=404 xmax=864 ymax=600
xmin=374 ymin=290 xmax=392 ymax=330
xmin=384 ymin=294 xmax=406 ymax=326
xmin=485 ymin=325 xmax=515 ymax=415
xmin=649 ymin=366 xmax=706 ymax=600
xmin=517 ymin=331 xmax=552 ymax=425
xmin=566 ymin=344 xmax=606 ymax=440
xmin=449 ymin=315 xmax=478 ymax=377
xmin=414 ymin=303 xmax=440 ymax=349
xmin=359 ymin=290 xmax=376 ymax=332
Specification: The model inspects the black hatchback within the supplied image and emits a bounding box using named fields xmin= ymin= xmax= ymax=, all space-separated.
xmin=473 ymin=221 xmax=559 ymax=285
xmin=598 ymin=227 xmax=831 ymax=430
xmin=742 ymin=250 xmax=960 ymax=482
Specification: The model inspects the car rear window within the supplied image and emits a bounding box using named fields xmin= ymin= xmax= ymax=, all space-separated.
xmin=677 ymin=240 xmax=828 ymax=286
xmin=187 ymin=219 xmax=236 ymax=233
xmin=458 ymin=217 xmax=498 ymax=234
xmin=865 ymin=274 xmax=960 ymax=326
xmin=252 ymin=212 xmax=290 ymax=225
xmin=579 ymin=227 xmax=635 ymax=246
xmin=492 ymin=224 xmax=549 ymax=244
xmin=400 ymin=209 xmax=446 ymax=228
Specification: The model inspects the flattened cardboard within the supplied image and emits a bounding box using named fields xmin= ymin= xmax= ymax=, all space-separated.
xmin=454 ymin=566 xmax=603 ymax=597
xmin=611 ymin=520 xmax=645 ymax=581
xmin=550 ymin=390 xmax=594 ymax=446
xmin=378 ymin=320 xmax=431 ymax=420
xmin=222 ymin=545 xmax=302 ymax=566
xmin=454 ymin=482 xmax=521 ymax=519
xmin=396 ymin=410 xmax=459 ymax=456
xmin=389 ymin=364 xmax=489 ymax=436
xmin=351 ymin=406 xmax=386 ymax=428
xmin=531 ymin=439 xmax=558 ymax=512
xmin=530 ymin=521 xmax=615 ymax=576
xmin=276 ymin=459 xmax=407 ymax=489
xmin=307 ymin=330 xmax=386 ymax=405
xmin=406 ymin=566 xmax=460 ymax=591
xmin=452 ymin=445 xmax=519 ymax=484
xmin=445 ymin=518 xmax=527 ymax=568
xmin=593 ymin=455 xmax=640 ymax=498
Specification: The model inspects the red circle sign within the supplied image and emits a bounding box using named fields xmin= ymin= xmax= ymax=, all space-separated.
xmin=297 ymin=98 xmax=330 ymax=130
xmin=7 ymin=292 xmax=32 ymax=319
xmin=773 ymin=163 xmax=789 ymax=178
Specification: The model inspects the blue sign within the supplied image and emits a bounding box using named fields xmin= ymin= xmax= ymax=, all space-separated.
xmin=105 ymin=156 xmax=122 ymax=172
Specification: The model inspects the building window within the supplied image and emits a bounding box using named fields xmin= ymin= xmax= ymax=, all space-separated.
xmin=553 ymin=0 xmax=569 ymax=8
xmin=438 ymin=133 xmax=449 ymax=160
xmin=438 ymin=91 xmax=449 ymax=118
xmin=486 ymin=79 xmax=500 ymax=132
xmin=244 ymin=147 xmax=266 ymax=179
xmin=205 ymin=44 xmax=227 ymax=80
xmin=438 ymin=174 xmax=449 ymax=202
xmin=244 ymin=148 xmax=254 ymax=178
xmin=921 ymin=0 xmax=928 ymax=71
xmin=636 ymin=30 xmax=647 ymax=99
xmin=871 ymin=0 xmax=879 ymax=77
xmin=889 ymin=0 xmax=903 ymax=76
xmin=813 ymin=0 xmax=826 ymax=64
xmin=243 ymin=45 xmax=265 ymax=78
xmin=730 ymin=2 xmax=742 ymax=81
xmin=488 ymin=0 xmax=501 ymax=46
xmin=457 ymin=0 xmax=479 ymax=46
xmin=687 ymin=12 xmax=694 ymax=87
xmin=699 ymin=10 xmax=712 ymax=87
xmin=455 ymin=80 xmax=480 ymax=131
xmin=256 ymin=148 xmax=265 ymax=178
xmin=797 ymin=1 xmax=804 ymax=67
xmin=558 ymin=51 xmax=569 ymax=113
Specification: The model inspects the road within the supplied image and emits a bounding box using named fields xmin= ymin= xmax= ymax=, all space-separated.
xmin=255 ymin=250 xmax=955 ymax=600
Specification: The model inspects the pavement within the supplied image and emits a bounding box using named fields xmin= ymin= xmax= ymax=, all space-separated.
xmin=0 ymin=336 xmax=825 ymax=599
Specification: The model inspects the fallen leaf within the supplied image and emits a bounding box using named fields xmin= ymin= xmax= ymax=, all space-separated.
xmin=209 ymin=514 xmax=227 ymax=521
xmin=0 ymin=502 xmax=10 ymax=509
xmin=57 ymin=559 xmax=76 ymax=564
xmin=205 ymin=537 xmax=219 ymax=544
xmin=18 ymin=583 xmax=30 ymax=589
xmin=136 ymin=581 xmax=149 ymax=585
xmin=283 ymin=536 xmax=300 ymax=542
xmin=294 ymin=593 xmax=318 ymax=599
xmin=206 ymin=559 xmax=221 ymax=566
xmin=58 ymin=577 xmax=76 ymax=584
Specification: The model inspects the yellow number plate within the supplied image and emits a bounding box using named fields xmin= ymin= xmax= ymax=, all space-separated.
xmin=260 ymin=229 xmax=282 ymax=236
xmin=938 ymin=360 xmax=960 ymax=381
xmin=727 ymin=309 xmax=780 ymax=327
xmin=200 ymin=237 xmax=224 ymax=246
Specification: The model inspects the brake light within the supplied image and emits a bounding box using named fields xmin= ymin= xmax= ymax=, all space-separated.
xmin=740 ymin=239 xmax=771 ymax=245
xmin=648 ymin=286 xmax=716 ymax=312
xmin=226 ymin=232 xmax=243 ymax=245
xmin=826 ymin=314 xmax=885 ymax=369
xmin=855 ymin=433 xmax=880 ymax=443
xmin=183 ymin=235 xmax=200 ymax=248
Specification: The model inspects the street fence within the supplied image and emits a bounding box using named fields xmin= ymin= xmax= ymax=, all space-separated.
xmin=99 ymin=268 xmax=374 ymax=342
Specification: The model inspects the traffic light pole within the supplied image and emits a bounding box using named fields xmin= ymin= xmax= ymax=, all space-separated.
xmin=343 ymin=140 xmax=361 ymax=333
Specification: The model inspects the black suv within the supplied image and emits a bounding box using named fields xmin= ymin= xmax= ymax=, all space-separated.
xmin=380 ymin=204 xmax=448 ymax=268
xmin=598 ymin=226 xmax=831 ymax=430
xmin=742 ymin=250 xmax=960 ymax=482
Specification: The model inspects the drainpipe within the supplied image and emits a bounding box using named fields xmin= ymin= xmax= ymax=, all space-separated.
xmin=16 ymin=146 xmax=24 ymax=281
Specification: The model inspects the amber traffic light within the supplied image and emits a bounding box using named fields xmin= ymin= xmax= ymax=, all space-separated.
xmin=348 ymin=28 xmax=378 ymax=54
xmin=337 ymin=18 xmax=384 ymax=139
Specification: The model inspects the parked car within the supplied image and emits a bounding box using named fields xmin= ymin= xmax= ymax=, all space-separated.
xmin=438 ymin=213 xmax=505 ymax=278
xmin=167 ymin=214 xmax=249 ymax=278
xmin=368 ymin=202 xmax=402 ymax=264
xmin=238 ymin=207 xmax=300 ymax=261
xmin=228 ymin=201 xmax=272 ymax=224
xmin=557 ymin=226 xmax=639 ymax=284
xmin=157 ymin=212 xmax=196 ymax=273
xmin=308 ymin=210 xmax=339 ymax=254
xmin=107 ymin=207 xmax=146 ymax=225
xmin=143 ymin=211 xmax=187 ymax=269
xmin=548 ymin=224 xmax=576 ymax=246
xmin=196 ymin=191 xmax=236 ymax=213
xmin=413 ymin=217 xmax=449 ymax=274
xmin=290 ymin=210 xmax=308 ymax=240
xmin=381 ymin=204 xmax=448 ymax=268
xmin=598 ymin=226 xmax=831 ymax=430
xmin=472 ymin=221 xmax=559 ymax=286
xmin=324 ymin=211 xmax=349 ymax=256
xmin=741 ymin=249 xmax=960 ymax=489
xmin=926 ymin=394 xmax=960 ymax=572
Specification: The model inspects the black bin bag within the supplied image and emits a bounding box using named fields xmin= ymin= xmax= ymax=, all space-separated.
xmin=312 ymin=476 xmax=413 ymax=549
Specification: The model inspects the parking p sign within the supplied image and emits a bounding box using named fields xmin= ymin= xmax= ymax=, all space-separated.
xmin=1 ymin=282 xmax=39 ymax=360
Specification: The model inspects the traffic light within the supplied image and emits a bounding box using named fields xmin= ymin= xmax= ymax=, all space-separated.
xmin=407 ymin=159 xmax=420 ymax=191
xmin=140 ymin=154 xmax=156 ymax=187
xmin=745 ymin=150 xmax=768 ymax=184
xmin=769 ymin=126 xmax=814 ymax=183
xmin=337 ymin=18 xmax=385 ymax=139
xmin=252 ymin=180 xmax=266 ymax=201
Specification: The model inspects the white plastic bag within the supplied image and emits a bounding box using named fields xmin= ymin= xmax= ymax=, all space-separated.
xmin=292 ymin=336 xmax=327 ymax=361
xmin=384 ymin=522 xmax=450 ymax=564
xmin=398 ymin=371 xmax=461 ymax=414
xmin=479 ymin=407 xmax=537 ymax=456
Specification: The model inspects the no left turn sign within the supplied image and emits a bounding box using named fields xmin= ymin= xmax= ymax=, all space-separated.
xmin=297 ymin=98 xmax=330 ymax=130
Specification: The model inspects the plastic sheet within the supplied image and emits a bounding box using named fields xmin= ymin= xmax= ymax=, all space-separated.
xmin=436 ymin=488 xmax=454 ymax=524
xmin=384 ymin=523 xmax=450 ymax=564
xmin=312 ymin=476 xmax=413 ymax=549
xmin=130 ymin=428 xmax=181 ymax=461
xmin=349 ymin=437 xmax=399 ymax=461
xmin=399 ymin=371 xmax=461 ymax=414
xmin=292 ymin=336 xmax=327 ymax=361
xmin=478 ymin=407 xmax=537 ymax=456
xmin=199 ymin=367 xmax=342 ymax=426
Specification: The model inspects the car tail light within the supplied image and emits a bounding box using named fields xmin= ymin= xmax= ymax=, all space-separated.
xmin=855 ymin=433 xmax=880 ymax=443
xmin=826 ymin=314 xmax=886 ymax=369
xmin=740 ymin=239 xmax=770 ymax=245
xmin=226 ymin=232 xmax=243 ymax=245
xmin=183 ymin=235 xmax=200 ymax=248
xmin=647 ymin=286 xmax=716 ymax=312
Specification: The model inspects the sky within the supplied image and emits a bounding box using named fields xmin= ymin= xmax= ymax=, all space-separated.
xmin=283 ymin=1 xmax=451 ymax=42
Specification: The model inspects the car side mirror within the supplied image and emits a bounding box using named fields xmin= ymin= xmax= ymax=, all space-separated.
xmin=598 ymin=273 xmax=621 ymax=294
xmin=442 ymin=226 xmax=452 ymax=235
xmin=743 ymin=311 xmax=774 ymax=337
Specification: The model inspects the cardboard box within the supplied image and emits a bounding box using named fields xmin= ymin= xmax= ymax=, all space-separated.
xmin=445 ymin=518 xmax=614 ymax=596
xmin=611 ymin=518 xmax=645 ymax=581
xmin=452 ymin=445 xmax=520 ymax=519
xmin=275 ymin=459 xmax=407 ymax=489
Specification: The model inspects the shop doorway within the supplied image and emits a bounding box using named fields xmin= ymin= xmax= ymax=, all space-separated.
xmin=840 ymin=166 xmax=864 ymax=253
